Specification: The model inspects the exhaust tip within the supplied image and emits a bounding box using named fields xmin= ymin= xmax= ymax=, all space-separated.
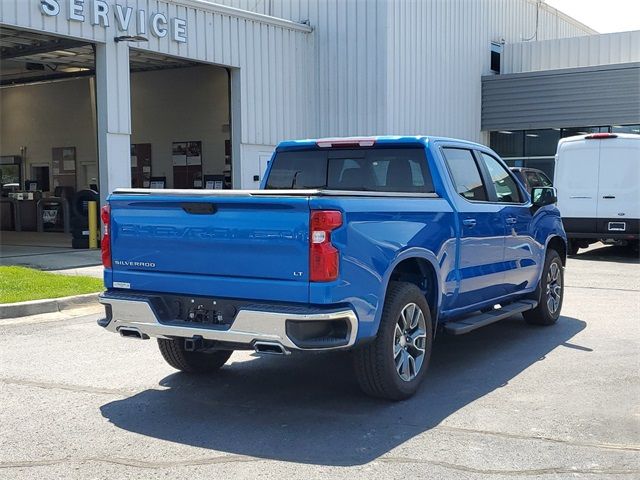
xmin=119 ymin=328 xmax=146 ymax=339
xmin=254 ymin=341 xmax=289 ymax=355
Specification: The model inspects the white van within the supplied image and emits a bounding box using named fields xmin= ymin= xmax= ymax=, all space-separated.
xmin=554 ymin=133 xmax=640 ymax=255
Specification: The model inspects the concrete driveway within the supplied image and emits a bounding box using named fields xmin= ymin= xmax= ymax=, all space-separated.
xmin=0 ymin=244 xmax=638 ymax=479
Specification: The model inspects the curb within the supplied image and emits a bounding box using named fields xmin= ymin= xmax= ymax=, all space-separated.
xmin=0 ymin=292 xmax=101 ymax=320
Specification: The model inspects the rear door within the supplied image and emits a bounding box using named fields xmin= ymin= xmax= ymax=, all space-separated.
xmin=555 ymin=139 xmax=599 ymax=232
xmin=108 ymin=193 xmax=311 ymax=302
xmin=596 ymin=137 xmax=640 ymax=230
xmin=440 ymin=146 xmax=507 ymax=310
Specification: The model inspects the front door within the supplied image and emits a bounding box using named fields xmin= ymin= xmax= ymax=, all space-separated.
xmin=477 ymin=151 xmax=539 ymax=295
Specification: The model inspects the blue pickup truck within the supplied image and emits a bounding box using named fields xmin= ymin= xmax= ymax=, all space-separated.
xmin=98 ymin=136 xmax=566 ymax=400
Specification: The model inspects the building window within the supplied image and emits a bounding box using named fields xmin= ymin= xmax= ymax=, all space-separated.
xmin=524 ymin=129 xmax=560 ymax=157
xmin=612 ymin=124 xmax=640 ymax=134
xmin=489 ymin=130 xmax=524 ymax=157
xmin=560 ymin=126 xmax=608 ymax=137
xmin=490 ymin=42 xmax=502 ymax=73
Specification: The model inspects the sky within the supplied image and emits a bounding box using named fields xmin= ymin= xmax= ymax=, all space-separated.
xmin=545 ymin=0 xmax=640 ymax=33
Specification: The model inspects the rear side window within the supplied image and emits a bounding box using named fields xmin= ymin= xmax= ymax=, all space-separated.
xmin=442 ymin=148 xmax=487 ymax=201
xmin=479 ymin=153 xmax=523 ymax=203
xmin=265 ymin=148 xmax=434 ymax=193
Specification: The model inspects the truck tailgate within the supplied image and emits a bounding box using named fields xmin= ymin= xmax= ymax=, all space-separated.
xmin=107 ymin=192 xmax=310 ymax=302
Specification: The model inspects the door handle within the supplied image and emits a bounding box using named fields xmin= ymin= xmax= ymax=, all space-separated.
xmin=462 ymin=218 xmax=477 ymax=228
xmin=602 ymin=195 xmax=616 ymax=199
xmin=506 ymin=217 xmax=517 ymax=225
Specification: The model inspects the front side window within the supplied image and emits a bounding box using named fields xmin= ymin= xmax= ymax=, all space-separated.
xmin=442 ymin=148 xmax=487 ymax=201
xmin=480 ymin=153 xmax=522 ymax=203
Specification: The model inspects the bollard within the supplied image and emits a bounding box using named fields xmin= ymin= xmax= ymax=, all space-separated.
xmin=88 ymin=200 xmax=98 ymax=249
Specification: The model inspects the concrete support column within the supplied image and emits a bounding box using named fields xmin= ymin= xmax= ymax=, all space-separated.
xmin=95 ymin=41 xmax=131 ymax=206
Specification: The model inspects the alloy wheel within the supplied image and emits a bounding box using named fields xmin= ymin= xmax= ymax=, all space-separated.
xmin=546 ymin=261 xmax=562 ymax=314
xmin=393 ymin=303 xmax=427 ymax=382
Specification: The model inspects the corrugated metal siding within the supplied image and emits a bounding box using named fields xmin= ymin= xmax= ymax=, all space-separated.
xmin=219 ymin=0 xmax=390 ymax=138
xmin=384 ymin=0 xmax=595 ymax=142
xmin=216 ymin=0 xmax=594 ymax=141
xmin=482 ymin=63 xmax=640 ymax=130
xmin=503 ymin=30 xmax=640 ymax=74
xmin=2 ymin=0 xmax=598 ymax=145
xmin=0 ymin=0 xmax=315 ymax=146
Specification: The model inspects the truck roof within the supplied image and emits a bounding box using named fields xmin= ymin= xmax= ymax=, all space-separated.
xmin=276 ymin=135 xmax=484 ymax=151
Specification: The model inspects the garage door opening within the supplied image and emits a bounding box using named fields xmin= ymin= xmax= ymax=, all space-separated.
xmin=129 ymin=49 xmax=232 ymax=190
xmin=1 ymin=26 xmax=100 ymax=251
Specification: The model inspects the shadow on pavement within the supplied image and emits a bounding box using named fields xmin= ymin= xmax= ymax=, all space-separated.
xmin=101 ymin=315 xmax=586 ymax=466
xmin=572 ymin=244 xmax=639 ymax=264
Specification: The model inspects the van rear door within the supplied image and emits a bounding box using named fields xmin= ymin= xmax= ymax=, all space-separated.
xmin=596 ymin=136 xmax=640 ymax=226
xmin=555 ymin=138 xmax=600 ymax=225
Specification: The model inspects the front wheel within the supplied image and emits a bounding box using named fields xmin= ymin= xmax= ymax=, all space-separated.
xmin=353 ymin=282 xmax=433 ymax=401
xmin=523 ymin=249 xmax=564 ymax=326
xmin=157 ymin=338 xmax=233 ymax=373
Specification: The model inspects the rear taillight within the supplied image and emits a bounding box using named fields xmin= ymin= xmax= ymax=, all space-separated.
xmin=585 ymin=133 xmax=618 ymax=139
xmin=310 ymin=210 xmax=342 ymax=282
xmin=316 ymin=137 xmax=376 ymax=148
xmin=101 ymin=205 xmax=111 ymax=268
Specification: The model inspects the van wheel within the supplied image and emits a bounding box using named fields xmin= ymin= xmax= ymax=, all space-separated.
xmin=567 ymin=240 xmax=579 ymax=256
xmin=523 ymin=250 xmax=564 ymax=326
xmin=353 ymin=282 xmax=433 ymax=401
xmin=157 ymin=338 xmax=232 ymax=373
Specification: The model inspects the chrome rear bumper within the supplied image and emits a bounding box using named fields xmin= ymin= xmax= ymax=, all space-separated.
xmin=98 ymin=293 xmax=358 ymax=351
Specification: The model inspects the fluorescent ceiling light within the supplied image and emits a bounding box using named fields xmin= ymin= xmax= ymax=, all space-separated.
xmin=526 ymin=134 xmax=539 ymax=138
xmin=498 ymin=130 xmax=513 ymax=134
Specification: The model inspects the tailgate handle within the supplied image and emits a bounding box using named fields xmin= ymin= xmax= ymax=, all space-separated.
xmin=181 ymin=203 xmax=217 ymax=214
xmin=602 ymin=195 xmax=616 ymax=199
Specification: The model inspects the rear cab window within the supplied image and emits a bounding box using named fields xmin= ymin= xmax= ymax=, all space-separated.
xmin=265 ymin=147 xmax=434 ymax=193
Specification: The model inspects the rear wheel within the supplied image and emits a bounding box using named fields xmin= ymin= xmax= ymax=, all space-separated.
xmin=523 ymin=249 xmax=564 ymax=326
xmin=157 ymin=338 xmax=233 ymax=373
xmin=353 ymin=282 xmax=433 ymax=400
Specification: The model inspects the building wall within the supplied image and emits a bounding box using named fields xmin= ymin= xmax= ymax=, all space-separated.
xmin=0 ymin=78 xmax=98 ymax=189
xmin=0 ymin=0 xmax=316 ymax=148
xmin=482 ymin=63 xmax=640 ymax=131
xmin=0 ymin=0 xmax=598 ymax=191
xmin=502 ymin=30 xmax=640 ymax=74
xmin=219 ymin=0 xmax=595 ymax=142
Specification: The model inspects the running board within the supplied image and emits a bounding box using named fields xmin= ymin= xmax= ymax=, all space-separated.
xmin=444 ymin=300 xmax=538 ymax=335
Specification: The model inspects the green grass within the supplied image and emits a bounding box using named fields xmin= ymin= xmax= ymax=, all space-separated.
xmin=0 ymin=266 xmax=103 ymax=304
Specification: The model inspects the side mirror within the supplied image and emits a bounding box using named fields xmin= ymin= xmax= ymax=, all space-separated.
xmin=531 ymin=186 xmax=557 ymax=207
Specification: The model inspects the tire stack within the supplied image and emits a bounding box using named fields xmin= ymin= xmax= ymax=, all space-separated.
xmin=70 ymin=189 xmax=99 ymax=249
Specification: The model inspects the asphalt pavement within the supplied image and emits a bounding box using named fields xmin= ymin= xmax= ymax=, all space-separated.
xmin=0 ymin=243 xmax=638 ymax=479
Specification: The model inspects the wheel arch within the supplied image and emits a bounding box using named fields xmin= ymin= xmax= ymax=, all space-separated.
xmin=378 ymin=249 xmax=441 ymax=332
xmin=546 ymin=235 xmax=567 ymax=266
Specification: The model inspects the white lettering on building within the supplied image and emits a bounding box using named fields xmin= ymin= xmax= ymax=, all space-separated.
xmin=40 ymin=0 xmax=187 ymax=42
xmin=114 ymin=4 xmax=132 ymax=31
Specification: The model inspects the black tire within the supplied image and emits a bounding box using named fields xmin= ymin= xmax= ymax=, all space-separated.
xmin=71 ymin=189 xmax=99 ymax=218
xmin=353 ymin=282 xmax=433 ymax=401
xmin=157 ymin=338 xmax=232 ymax=373
xmin=71 ymin=237 xmax=89 ymax=249
xmin=567 ymin=240 xmax=579 ymax=256
xmin=523 ymin=249 xmax=564 ymax=326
